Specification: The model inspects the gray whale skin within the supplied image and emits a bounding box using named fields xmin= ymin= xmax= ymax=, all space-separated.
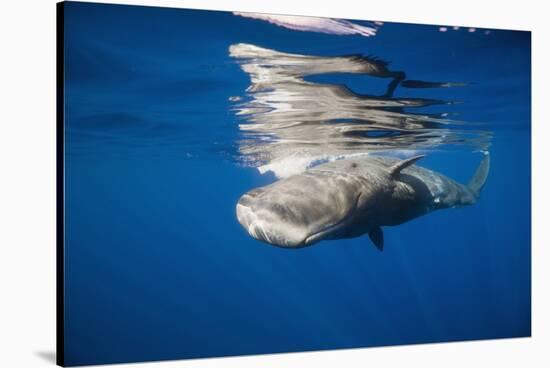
xmin=236 ymin=154 xmax=490 ymax=250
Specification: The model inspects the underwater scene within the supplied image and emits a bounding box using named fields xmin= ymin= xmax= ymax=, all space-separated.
xmin=62 ymin=2 xmax=531 ymax=366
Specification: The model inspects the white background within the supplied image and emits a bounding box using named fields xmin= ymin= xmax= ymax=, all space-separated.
xmin=0 ymin=0 xmax=547 ymax=367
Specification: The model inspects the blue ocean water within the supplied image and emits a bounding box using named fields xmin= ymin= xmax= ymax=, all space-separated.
xmin=62 ymin=2 xmax=531 ymax=366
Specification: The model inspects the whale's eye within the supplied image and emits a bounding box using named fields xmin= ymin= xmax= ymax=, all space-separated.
xmin=350 ymin=162 xmax=358 ymax=169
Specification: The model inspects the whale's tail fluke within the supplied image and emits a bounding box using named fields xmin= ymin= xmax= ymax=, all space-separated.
xmin=467 ymin=152 xmax=490 ymax=197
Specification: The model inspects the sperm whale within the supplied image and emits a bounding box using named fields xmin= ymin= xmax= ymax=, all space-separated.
xmin=236 ymin=154 xmax=490 ymax=250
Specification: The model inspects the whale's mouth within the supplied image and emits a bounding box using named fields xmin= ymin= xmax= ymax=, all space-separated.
xmin=236 ymin=173 xmax=364 ymax=248
xmin=236 ymin=192 xmax=361 ymax=248
xmin=303 ymin=193 xmax=361 ymax=246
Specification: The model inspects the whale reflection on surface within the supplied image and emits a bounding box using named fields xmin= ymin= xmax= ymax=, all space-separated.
xmin=233 ymin=12 xmax=379 ymax=37
xmin=229 ymin=43 xmax=491 ymax=178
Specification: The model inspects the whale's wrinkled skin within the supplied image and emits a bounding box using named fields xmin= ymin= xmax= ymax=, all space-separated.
xmin=236 ymin=154 xmax=490 ymax=250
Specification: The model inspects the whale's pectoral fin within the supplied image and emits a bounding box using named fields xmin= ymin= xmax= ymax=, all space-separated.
xmin=368 ymin=227 xmax=384 ymax=251
xmin=389 ymin=155 xmax=426 ymax=178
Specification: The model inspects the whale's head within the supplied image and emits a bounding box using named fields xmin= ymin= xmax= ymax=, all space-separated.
xmin=236 ymin=170 xmax=375 ymax=248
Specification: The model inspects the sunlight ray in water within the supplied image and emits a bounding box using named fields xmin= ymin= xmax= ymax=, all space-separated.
xmin=230 ymin=43 xmax=492 ymax=178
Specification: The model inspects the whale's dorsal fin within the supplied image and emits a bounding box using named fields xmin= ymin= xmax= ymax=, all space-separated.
xmin=389 ymin=155 xmax=426 ymax=177
xmin=368 ymin=227 xmax=384 ymax=251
